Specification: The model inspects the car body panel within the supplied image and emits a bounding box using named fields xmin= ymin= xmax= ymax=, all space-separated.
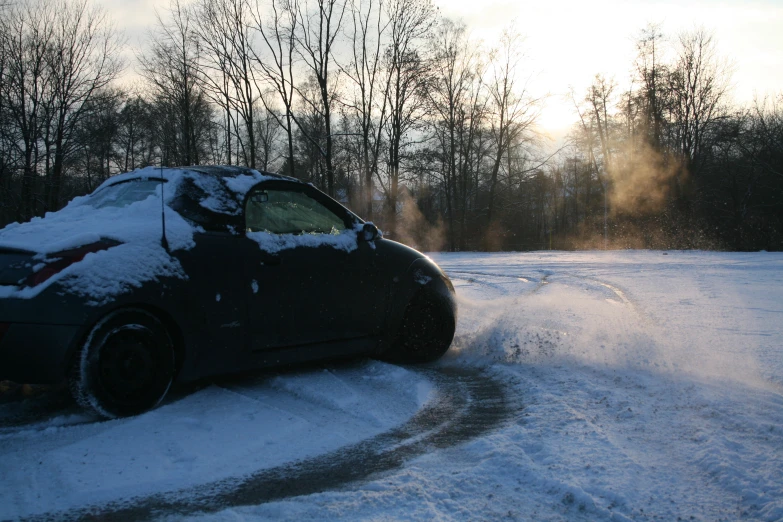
xmin=244 ymin=240 xmax=376 ymax=349
xmin=0 ymin=323 xmax=82 ymax=382
xmin=175 ymin=231 xmax=248 ymax=376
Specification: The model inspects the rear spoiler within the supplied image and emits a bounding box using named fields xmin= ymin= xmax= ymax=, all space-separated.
xmin=0 ymin=245 xmax=36 ymax=255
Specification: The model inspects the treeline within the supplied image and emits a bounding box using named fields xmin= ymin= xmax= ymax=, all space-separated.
xmin=551 ymin=27 xmax=783 ymax=251
xmin=0 ymin=0 xmax=780 ymax=251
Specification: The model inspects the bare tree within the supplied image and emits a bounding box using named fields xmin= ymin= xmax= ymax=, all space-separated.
xmin=291 ymin=0 xmax=347 ymax=196
xmin=0 ymin=16 xmax=10 ymax=220
xmin=634 ymin=23 xmax=669 ymax=149
xmin=0 ymin=0 xmax=57 ymax=219
xmin=70 ymin=87 xmax=123 ymax=192
xmin=427 ymin=19 xmax=486 ymax=250
xmin=342 ymin=0 xmax=390 ymax=218
xmin=195 ymin=0 xmax=260 ymax=168
xmin=139 ymin=0 xmax=211 ymax=166
xmin=571 ymin=74 xmax=616 ymax=247
xmin=115 ymin=91 xmax=156 ymax=172
xmin=485 ymin=26 xmax=541 ymax=234
xmin=669 ymin=27 xmax=732 ymax=172
xmin=250 ymin=0 xmax=299 ymax=177
xmin=253 ymin=98 xmax=282 ymax=171
xmin=748 ymin=94 xmax=783 ymax=180
xmin=45 ymin=0 xmax=123 ymax=210
xmin=379 ymin=0 xmax=435 ymax=237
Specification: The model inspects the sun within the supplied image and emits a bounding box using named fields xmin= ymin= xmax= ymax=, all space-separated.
xmin=537 ymin=99 xmax=577 ymax=137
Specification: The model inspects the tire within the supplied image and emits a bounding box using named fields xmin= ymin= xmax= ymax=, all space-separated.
xmin=386 ymin=290 xmax=456 ymax=364
xmin=69 ymin=308 xmax=175 ymax=418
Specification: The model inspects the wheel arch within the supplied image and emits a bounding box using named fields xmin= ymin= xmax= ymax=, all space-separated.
xmin=131 ymin=304 xmax=186 ymax=376
xmin=385 ymin=257 xmax=457 ymax=349
xmin=68 ymin=303 xmax=186 ymax=379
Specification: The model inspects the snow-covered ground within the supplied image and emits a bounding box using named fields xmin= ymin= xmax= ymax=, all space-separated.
xmin=2 ymin=251 xmax=782 ymax=521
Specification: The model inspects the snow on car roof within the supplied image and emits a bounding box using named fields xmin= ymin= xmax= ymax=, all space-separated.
xmin=98 ymin=166 xmax=297 ymax=226
xmin=98 ymin=166 xmax=294 ymax=199
xmin=0 ymin=166 xmax=285 ymax=302
xmin=98 ymin=165 xmax=288 ymax=187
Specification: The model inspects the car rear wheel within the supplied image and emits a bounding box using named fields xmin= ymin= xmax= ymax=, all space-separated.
xmin=385 ymin=290 xmax=456 ymax=364
xmin=69 ymin=309 xmax=175 ymax=418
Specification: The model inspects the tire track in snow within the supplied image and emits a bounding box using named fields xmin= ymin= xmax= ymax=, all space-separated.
xmin=28 ymin=366 xmax=516 ymax=522
xmin=449 ymin=273 xmax=516 ymax=299
xmin=448 ymin=269 xmax=640 ymax=316
xmin=553 ymin=274 xmax=641 ymax=318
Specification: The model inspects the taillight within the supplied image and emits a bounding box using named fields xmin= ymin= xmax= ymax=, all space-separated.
xmin=26 ymin=258 xmax=78 ymax=287
xmin=25 ymin=241 xmax=117 ymax=287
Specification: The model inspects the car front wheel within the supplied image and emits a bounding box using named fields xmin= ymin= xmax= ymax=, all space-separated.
xmin=69 ymin=308 xmax=175 ymax=418
xmin=386 ymin=289 xmax=456 ymax=364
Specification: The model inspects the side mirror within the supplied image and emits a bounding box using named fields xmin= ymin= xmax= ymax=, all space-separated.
xmin=361 ymin=222 xmax=381 ymax=241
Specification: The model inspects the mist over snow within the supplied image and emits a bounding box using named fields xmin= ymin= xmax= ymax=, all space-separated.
xmin=2 ymin=251 xmax=782 ymax=520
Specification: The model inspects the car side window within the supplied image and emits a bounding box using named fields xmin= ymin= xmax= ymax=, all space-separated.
xmin=245 ymin=188 xmax=347 ymax=235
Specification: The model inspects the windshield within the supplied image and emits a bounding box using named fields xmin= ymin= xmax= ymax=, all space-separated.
xmin=87 ymin=180 xmax=164 ymax=209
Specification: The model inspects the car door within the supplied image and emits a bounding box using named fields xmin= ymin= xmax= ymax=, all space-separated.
xmin=176 ymin=231 xmax=247 ymax=375
xmin=241 ymin=181 xmax=385 ymax=354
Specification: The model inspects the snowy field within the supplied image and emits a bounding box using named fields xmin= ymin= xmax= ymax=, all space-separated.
xmin=2 ymin=250 xmax=782 ymax=521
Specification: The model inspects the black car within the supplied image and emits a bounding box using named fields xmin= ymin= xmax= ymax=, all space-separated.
xmin=0 ymin=166 xmax=456 ymax=418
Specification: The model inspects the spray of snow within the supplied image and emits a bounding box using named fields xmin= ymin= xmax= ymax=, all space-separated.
xmin=440 ymin=251 xmax=772 ymax=388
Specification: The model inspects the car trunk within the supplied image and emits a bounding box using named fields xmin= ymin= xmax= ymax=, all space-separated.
xmin=0 ymin=247 xmax=37 ymax=286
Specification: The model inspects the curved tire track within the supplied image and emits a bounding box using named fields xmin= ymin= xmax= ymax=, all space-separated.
xmin=28 ymin=366 xmax=517 ymax=522
xmin=447 ymin=269 xmax=640 ymax=315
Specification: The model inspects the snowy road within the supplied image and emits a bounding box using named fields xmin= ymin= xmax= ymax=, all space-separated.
xmin=2 ymin=251 xmax=783 ymax=521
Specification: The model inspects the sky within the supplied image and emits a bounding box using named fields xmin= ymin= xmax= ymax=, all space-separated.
xmin=431 ymin=0 xmax=783 ymax=135
xmin=101 ymin=0 xmax=783 ymax=137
